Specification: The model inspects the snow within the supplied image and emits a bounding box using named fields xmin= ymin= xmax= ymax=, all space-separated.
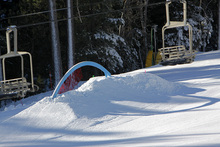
xmin=1 ymin=50 xmax=220 ymax=146
xmin=94 ymin=32 xmax=125 ymax=46
xmin=105 ymin=47 xmax=123 ymax=68
xmin=108 ymin=18 xmax=125 ymax=25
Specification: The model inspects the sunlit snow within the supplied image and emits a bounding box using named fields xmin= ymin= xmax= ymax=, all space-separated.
xmin=0 ymin=50 xmax=220 ymax=146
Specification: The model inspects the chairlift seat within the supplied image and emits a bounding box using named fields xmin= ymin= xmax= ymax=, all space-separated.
xmin=159 ymin=0 xmax=196 ymax=65
xmin=0 ymin=25 xmax=38 ymax=100
xmin=0 ymin=77 xmax=31 ymax=97
xmin=159 ymin=45 xmax=196 ymax=65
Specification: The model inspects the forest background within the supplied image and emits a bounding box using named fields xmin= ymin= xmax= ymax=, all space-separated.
xmin=0 ymin=0 xmax=219 ymax=93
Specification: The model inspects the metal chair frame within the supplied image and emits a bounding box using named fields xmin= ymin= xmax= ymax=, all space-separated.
xmin=0 ymin=26 xmax=36 ymax=99
xmin=159 ymin=0 xmax=195 ymax=64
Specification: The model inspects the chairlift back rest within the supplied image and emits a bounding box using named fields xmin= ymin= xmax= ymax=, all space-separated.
xmin=159 ymin=45 xmax=186 ymax=61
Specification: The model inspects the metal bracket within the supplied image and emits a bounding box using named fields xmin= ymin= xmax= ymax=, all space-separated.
xmin=6 ymin=25 xmax=18 ymax=53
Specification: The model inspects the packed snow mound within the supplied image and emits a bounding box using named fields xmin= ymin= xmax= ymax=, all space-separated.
xmin=11 ymin=99 xmax=77 ymax=129
xmin=76 ymin=72 xmax=179 ymax=96
xmin=1 ymin=72 xmax=184 ymax=131
xmin=52 ymin=72 xmax=183 ymax=118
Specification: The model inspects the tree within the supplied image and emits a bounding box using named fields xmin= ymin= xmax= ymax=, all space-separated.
xmin=72 ymin=0 xmax=140 ymax=75
xmin=49 ymin=0 xmax=63 ymax=86
xmin=141 ymin=0 xmax=149 ymax=68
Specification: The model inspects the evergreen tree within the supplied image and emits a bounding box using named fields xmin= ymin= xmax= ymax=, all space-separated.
xmin=74 ymin=0 xmax=139 ymax=74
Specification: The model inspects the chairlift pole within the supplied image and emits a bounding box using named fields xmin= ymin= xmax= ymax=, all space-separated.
xmin=153 ymin=25 xmax=158 ymax=53
xmin=67 ymin=0 xmax=75 ymax=68
xmin=49 ymin=0 xmax=63 ymax=86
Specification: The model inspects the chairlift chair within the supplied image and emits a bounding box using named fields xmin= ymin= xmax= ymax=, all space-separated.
xmin=159 ymin=0 xmax=196 ymax=65
xmin=0 ymin=26 xmax=38 ymax=100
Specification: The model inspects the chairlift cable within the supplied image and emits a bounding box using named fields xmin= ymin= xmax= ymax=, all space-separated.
xmin=0 ymin=1 xmax=167 ymax=31
xmin=1 ymin=1 xmax=166 ymax=21
xmin=1 ymin=1 xmax=123 ymax=21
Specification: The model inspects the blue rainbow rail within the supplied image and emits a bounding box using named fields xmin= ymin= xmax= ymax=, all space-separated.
xmin=51 ymin=61 xmax=111 ymax=98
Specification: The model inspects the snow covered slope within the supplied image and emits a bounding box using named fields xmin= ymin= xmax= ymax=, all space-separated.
xmin=0 ymin=50 xmax=220 ymax=146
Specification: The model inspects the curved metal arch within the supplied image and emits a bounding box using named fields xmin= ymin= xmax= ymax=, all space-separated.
xmin=51 ymin=61 xmax=111 ymax=98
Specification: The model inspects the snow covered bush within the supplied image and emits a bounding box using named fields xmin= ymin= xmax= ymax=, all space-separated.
xmin=77 ymin=30 xmax=139 ymax=74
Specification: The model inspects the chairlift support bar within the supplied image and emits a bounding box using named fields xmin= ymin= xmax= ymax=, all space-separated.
xmin=6 ymin=25 xmax=18 ymax=53
xmin=165 ymin=0 xmax=187 ymax=26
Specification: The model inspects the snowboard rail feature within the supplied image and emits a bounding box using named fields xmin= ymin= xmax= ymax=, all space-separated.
xmin=51 ymin=61 xmax=111 ymax=98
